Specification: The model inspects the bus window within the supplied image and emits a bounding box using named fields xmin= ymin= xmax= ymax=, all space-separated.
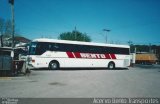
xmin=36 ymin=42 xmax=50 ymax=55
xmin=49 ymin=43 xmax=59 ymax=51
xmin=29 ymin=42 xmax=37 ymax=55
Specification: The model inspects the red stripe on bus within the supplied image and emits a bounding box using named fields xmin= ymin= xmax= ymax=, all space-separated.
xmin=67 ymin=52 xmax=117 ymax=59
xmin=74 ymin=52 xmax=81 ymax=58
xmin=110 ymin=54 xmax=116 ymax=59
xmin=105 ymin=54 xmax=111 ymax=59
xmin=66 ymin=52 xmax=75 ymax=58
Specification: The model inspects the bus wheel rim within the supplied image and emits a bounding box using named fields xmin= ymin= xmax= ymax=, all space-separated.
xmin=51 ymin=63 xmax=57 ymax=69
xmin=109 ymin=63 xmax=114 ymax=69
xmin=109 ymin=64 xmax=113 ymax=68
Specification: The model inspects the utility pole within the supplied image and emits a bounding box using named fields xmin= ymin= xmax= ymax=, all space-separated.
xmin=9 ymin=0 xmax=15 ymax=48
xmin=103 ymin=29 xmax=110 ymax=43
xmin=0 ymin=33 xmax=3 ymax=47
xmin=149 ymin=43 xmax=151 ymax=53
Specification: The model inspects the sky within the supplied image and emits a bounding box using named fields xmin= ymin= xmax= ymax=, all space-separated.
xmin=0 ymin=0 xmax=160 ymax=45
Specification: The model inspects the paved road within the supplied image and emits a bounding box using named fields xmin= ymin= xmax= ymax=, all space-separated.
xmin=0 ymin=67 xmax=160 ymax=98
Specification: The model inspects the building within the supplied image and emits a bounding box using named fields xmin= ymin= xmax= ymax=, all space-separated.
xmin=14 ymin=36 xmax=31 ymax=47
xmin=7 ymin=36 xmax=31 ymax=47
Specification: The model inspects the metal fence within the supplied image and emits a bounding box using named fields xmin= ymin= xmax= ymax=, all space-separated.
xmin=0 ymin=56 xmax=12 ymax=76
xmin=0 ymin=56 xmax=12 ymax=70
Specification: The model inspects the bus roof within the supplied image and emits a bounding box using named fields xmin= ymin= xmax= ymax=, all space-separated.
xmin=32 ymin=38 xmax=130 ymax=48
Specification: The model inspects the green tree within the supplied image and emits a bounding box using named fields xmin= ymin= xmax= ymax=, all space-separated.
xmin=58 ymin=30 xmax=91 ymax=42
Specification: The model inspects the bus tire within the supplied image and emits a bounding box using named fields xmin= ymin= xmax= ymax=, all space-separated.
xmin=108 ymin=62 xmax=115 ymax=69
xmin=49 ymin=61 xmax=59 ymax=70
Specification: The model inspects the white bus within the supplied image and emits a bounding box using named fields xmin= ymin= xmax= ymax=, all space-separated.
xmin=27 ymin=38 xmax=130 ymax=70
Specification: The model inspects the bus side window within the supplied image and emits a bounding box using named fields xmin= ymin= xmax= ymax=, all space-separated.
xmin=79 ymin=45 xmax=90 ymax=53
xmin=36 ymin=42 xmax=50 ymax=55
xmin=104 ymin=47 xmax=110 ymax=53
xmin=54 ymin=44 xmax=59 ymax=49
xmin=94 ymin=46 xmax=104 ymax=53
xmin=90 ymin=47 xmax=95 ymax=53
xmin=73 ymin=44 xmax=79 ymax=52
xmin=50 ymin=43 xmax=59 ymax=51
xmin=58 ymin=43 xmax=70 ymax=52
xmin=49 ymin=44 xmax=52 ymax=51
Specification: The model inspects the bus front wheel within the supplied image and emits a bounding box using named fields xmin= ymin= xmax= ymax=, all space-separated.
xmin=49 ymin=61 xmax=59 ymax=70
xmin=108 ymin=62 xmax=115 ymax=69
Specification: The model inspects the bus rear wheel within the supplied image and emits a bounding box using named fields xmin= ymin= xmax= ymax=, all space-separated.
xmin=49 ymin=61 xmax=59 ymax=70
xmin=108 ymin=62 xmax=115 ymax=69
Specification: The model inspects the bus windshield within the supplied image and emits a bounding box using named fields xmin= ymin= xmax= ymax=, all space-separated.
xmin=29 ymin=42 xmax=37 ymax=55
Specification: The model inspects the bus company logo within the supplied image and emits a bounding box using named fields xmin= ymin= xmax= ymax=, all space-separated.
xmin=66 ymin=52 xmax=116 ymax=59
xmin=80 ymin=53 xmax=106 ymax=59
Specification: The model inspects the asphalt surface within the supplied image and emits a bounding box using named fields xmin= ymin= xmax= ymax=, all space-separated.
xmin=0 ymin=65 xmax=160 ymax=98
